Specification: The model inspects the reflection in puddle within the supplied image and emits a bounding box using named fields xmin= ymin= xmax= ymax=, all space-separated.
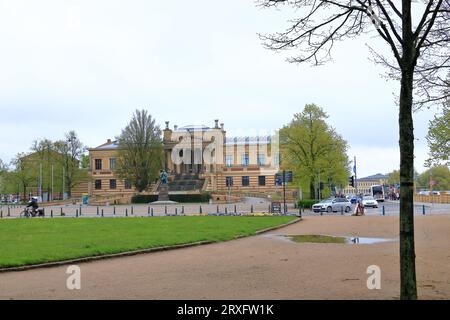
xmin=264 ymin=234 xmax=396 ymax=245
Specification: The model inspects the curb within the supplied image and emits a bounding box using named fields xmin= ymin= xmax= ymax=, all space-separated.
xmin=0 ymin=217 xmax=301 ymax=273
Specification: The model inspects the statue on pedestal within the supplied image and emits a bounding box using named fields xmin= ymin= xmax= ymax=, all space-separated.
xmin=160 ymin=170 xmax=168 ymax=185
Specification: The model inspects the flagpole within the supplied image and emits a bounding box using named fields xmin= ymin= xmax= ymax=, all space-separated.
xmin=354 ymin=156 xmax=358 ymax=197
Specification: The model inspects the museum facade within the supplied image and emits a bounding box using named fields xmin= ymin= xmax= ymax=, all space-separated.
xmin=86 ymin=120 xmax=281 ymax=197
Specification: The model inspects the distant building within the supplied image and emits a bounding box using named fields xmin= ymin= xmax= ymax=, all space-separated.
xmin=87 ymin=120 xmax=281 ymax=197
xmin=343 ymin=173 xmax=389 ymax=195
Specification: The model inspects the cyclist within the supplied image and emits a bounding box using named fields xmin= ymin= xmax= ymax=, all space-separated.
xmin=26 ymin=196 xmax=39 ymax=215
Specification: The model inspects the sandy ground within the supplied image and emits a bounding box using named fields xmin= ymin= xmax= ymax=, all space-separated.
xmin=0 ymin=215 xmax=449 ymax=300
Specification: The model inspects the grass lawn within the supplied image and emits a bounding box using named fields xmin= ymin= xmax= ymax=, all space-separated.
xmin=0 ymin=216 xmax=296 ymax=268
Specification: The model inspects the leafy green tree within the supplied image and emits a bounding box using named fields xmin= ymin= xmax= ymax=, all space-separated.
xmin=54 ymin=131 xmax=89 ymax=197
xmin=0 ymin=159 xmax=7 ymax=172
xmin=10 ymin=153 xmax=38 ymax=200
xmin=425 ymin=106 xmax=449 ymax=166
xmin=0 ymin=159 xmax=8 ymax=195
xmin=116 ymin=110 xmax=163 ymax=192
xmin=417 ymin=165 xmax=450 ymax=191
xmin=31 ymin=139 xmax=64 ymax=200
xmin=81 ymin=154 xmax=90 ymax=169
xmin=388 ymin=170 xmax=401 ymax=185
xmin=280 ymin=104 xmax=350 ymax=199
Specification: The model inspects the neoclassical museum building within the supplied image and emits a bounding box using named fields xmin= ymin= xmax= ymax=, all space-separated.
xmin=84 ymin=120 xmax=281 ymax=198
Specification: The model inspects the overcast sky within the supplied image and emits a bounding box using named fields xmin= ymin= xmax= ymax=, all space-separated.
xmin=0 ymin=0 xmax=440 ymax=177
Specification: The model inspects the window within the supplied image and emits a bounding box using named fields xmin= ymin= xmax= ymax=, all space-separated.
xmin=258 ymin=176 xmax=266 ymax=186
xmin=95 ymin=159 xmax=102 ymax=171
xmin=275 ymin=174 xmax=283 ymax=186
xmin=109 ymin=179 xmax=117 ymax=190
xmin=242 ymin=154 xmax=249 ymax=167
xmin=95 ymin=180 xmax=102 ymax=190
xmin=242 ymin=176 xmax=250 ymax=187
xmin=109 ymin=158 xmax=117 ymax=170
xmin=226 ymin=177 xmax=233 ymax=187
xmin=257 ymin=154 xmax=266 ymax=166
xmin=124 ymin=180 xmax=132 ymax=190
xmin=225 ymin=155 xmax=233 ymax=167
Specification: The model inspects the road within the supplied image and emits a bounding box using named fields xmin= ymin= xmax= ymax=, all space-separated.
xmin=0 ymin=199 xmax=449 ymax=219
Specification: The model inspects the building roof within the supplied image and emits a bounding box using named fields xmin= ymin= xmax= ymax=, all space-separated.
xmin=91 ymin=140 xmax=119 ymax=150
xmin=225 ymin=136 xmax=272 ymax=146
xmin=359 ymin=173 xmax=389 ymax=181
xmin=175 ymin=125 xmax=212 ymax=132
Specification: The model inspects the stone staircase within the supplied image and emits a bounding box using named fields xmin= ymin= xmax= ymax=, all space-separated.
xmin=159 ymin=174 xmax=205 ymax=192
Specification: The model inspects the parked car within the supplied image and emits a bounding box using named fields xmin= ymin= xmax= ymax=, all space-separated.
xmin=312 ymin=198 xmax=352 ymax=213
xmin=362 ymin=196 xmax=378 ymax=208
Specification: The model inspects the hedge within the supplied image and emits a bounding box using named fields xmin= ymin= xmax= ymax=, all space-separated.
xmin=132 ymin=195 xmax=159 ymax=204
xmin=297 ymin=199 xmax=318 ymax=209
xmin=131 ymin=193 xmax=211 ymax=204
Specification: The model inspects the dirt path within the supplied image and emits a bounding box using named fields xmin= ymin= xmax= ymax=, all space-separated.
xmin=1 ymin=215 xmax=449 ymax=300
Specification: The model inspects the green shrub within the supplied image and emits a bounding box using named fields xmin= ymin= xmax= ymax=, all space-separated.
xmin=169 ymin=192 xmax=211 ymax=203
xmin=131 ymin=195 xmax=158 ymax=203
xmin=297 ymin=199 xmax=317 ymax=208
xmin=131 ymin=193 xmax=211 ymax=204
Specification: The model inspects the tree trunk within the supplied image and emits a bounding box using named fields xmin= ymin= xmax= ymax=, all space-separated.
xmin=310 ymin=178 xmax=316 ymax=200
xmin=399 ymin=0 xmax=417 ymax=300
xmin=399 ymin=69 xmax=417 ymax=300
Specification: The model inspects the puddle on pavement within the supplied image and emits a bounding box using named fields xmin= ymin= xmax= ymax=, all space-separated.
xmin=264 ymin=234 xmax=396 ymax=245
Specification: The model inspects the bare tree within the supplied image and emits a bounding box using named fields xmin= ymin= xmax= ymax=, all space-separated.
xmin=258 ymin=0 xmax=450 ymax=299
xmin=116 ymin=110 xmax=163 ymax=193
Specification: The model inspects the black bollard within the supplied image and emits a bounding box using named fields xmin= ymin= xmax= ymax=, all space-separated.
xmin=165 ymin=206 xmax=167 ymax=215
xmin=382 ymin=206 xmax=385 ymax=216
xmin=126 ymin=208 xmax=128 ymax=217
xmin=182 ymin=206 xmax=185 ymax=214
xmin=76 ymin=209 xmax=79 ymax=218
xmin=251 ymin=205 xmax=254 ymax=214
xmin=51 ymin=210 xmax=53 ymax=218
xmin=97 ymin=206 xmax=99 ymax=216
xmin=423 ymin=205 xmax=425 ymax=215
xmin=151 ymin=208 xmax=154 ymax=216
xmin=114 ymin=206 xmax=116 ymax=215
xmin=175 ymin=208 xmax=178 ymax=216
xmin=200 ymin=205 xmax=203 ymax=214
xmin=101 ymin=209 xmax=104 ymax=217
xmin=235 ymin=205 xmax=237 ymax=213
xmin=131 ymin=206 xmax=134 ymax=215
xmin=341 ymin=206 xmax=344 ymax=215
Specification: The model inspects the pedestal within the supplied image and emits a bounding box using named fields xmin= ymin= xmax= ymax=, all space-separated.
xmin=158 ymin=184 xmax=170 ymax=201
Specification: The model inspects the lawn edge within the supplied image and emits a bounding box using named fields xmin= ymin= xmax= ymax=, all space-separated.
xmin=0 ymin=217 xmax=301 ymax=273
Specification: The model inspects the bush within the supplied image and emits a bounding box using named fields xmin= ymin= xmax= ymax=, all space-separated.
xmin=297 ymin=199 xmax=317 ymax=209
xmin=131 ymin=193 xmax=211 ymax=204
xmin=168 ymin=193 xmax=211 ymax=203
xmin=131 ymin=195 xmax=158 ymax=204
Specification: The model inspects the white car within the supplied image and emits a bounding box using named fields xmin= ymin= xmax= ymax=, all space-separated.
xmin=312 ymin=198 xmax=352 ymax=213
xmin=362 ymin=196 xmax=378 ymax=208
